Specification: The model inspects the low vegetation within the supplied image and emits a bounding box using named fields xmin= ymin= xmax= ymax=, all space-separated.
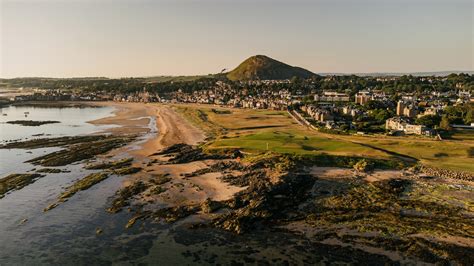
xmin=304 ymin=179 xmax=474 ymax=264
xmin=352 ymin=159 xmax=374 ymax=172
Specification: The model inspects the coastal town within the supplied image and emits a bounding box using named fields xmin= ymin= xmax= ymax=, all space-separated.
xmin=3 ymin=74 xmax=473 ymax=137
xmin=2 ymin=0 xmax=474 ymax=263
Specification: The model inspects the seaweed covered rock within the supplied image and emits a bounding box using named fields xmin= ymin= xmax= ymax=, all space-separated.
xmin=59 ymin=172 xmax=109 ymax=200
xmin=85 ymin=158 xmax=133 ymax=170
xmin=149 ymin=174 xmax=171 ymax=185
xmin=185 ymin=161 xmax=245 ymax=178
xmin=108 ymin=181 xmax=150 ymax=213
xmin=0 ymin=173 xmax=45 ymax=198
xmin=26 ymin=136 xmax=135 ymax=166
xmin=44 ymin=172 xmax=110 ymax=212
xmin=112 ymin=167 xmax=142 ymax=176
xmin=6 ymin=120 xmax=60 ymax=127
xmin=383 ymin=178 xmax=411 ymax=195
xmin=153 ymin=205 xmax=200 ymax=223
xmin=220 ymin=169 xmax=267 ymax=187
xmin=303 ymin=177 xmax=474 ymax=265
xmin=213 ymin=171 xmax=314 ymax=234
xmin=153 ymin=143 xmax=232 ymax=164
xmin=36 ymin=168 xmax=65 ymax=173
xmin=0 ymin=135 xmax=107 ymax=149
xmin=200 ymin=198 xmax=223 ymax=214
xmin=153 ymin=143 xmax=193 ymax=156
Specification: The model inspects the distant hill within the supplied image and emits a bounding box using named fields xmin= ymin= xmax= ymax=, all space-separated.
xmin=226 ymin=55 xmax=317 ymax=81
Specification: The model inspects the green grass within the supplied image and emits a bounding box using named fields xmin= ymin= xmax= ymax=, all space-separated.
xmin=173 ymin=104 xmax=474 ymax=173
xmin=210 ymin=130 xmax=385 ymax=157
xmin=348 ymin=136 xmax=474 ymax=172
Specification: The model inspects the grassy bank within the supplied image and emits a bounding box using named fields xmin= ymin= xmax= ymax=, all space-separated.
xmin=172 ymin=104 xmax=474 ymax=173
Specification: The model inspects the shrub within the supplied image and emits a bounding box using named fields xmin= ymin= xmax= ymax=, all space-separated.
xmin=353 ymin=159 xmax=374 ymax=172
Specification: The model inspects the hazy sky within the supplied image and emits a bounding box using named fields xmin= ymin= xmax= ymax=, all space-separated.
xmin=1 ymin=0 xmax=472 ymax=78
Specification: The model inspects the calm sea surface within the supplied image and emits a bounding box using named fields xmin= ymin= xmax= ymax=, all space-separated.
xmin=0 ymin=104 xmax=320 ymax=265
xmin=0 ymin=105 xmax=134 ymax=265
xmin=0 ymin=105 xmax=116 ymax=176
xmin=0 ymin=105 xmax=215 ymax=265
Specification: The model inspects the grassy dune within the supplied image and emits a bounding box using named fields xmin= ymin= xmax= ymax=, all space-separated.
xmin=173 ymin=104 xmax=474 ymax=173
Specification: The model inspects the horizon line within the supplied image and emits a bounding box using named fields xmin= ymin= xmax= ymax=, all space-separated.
xmin=2 ymin=70 xmax=473 ymax=80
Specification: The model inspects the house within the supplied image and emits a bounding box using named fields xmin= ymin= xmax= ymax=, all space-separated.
xmin=314 ymin=91 xmax=350 ymax=102
xmin=355 ymin=91 xmax=372 ymax=105
xmin=396 ymin=101 xmax=405 ymax=116
xmin=417 ymin=106 xmax=439 ymax=117
xmin=385 ymin=117 xmax=433 ymax=136
xmin=397 ymin=101 xmax=417 ymax=118
xmin=403 ymin=105 xmax=418 ymax=118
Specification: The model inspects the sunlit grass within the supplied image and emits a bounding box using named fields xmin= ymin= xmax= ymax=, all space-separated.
xmin=172 ymin=104 xmax=474 ymax=173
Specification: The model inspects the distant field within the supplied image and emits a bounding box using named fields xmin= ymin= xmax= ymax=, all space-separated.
xmin=172 ymin=104 xmax=474 ymax=173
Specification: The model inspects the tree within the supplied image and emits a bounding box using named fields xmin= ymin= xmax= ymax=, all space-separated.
xmin=465 ymin=109 xmax=473 ymax=125
xmin=439 ymin=115 xmax=452 ymax=131
xmin=415 ymin=115 xmax=441 ymax=128
xmin=369 ymin=108 xmax=392 ymax=124
xmin=290 ymin=76 xmax=300 ymax=84
xmin=365 ymin=100 xmax=386 ymax=110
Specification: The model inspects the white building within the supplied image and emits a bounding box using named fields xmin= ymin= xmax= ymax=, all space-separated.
xmin=314 ymin=91 xmax=350 ymax=102
xmin=385 ymin=117 xmax=433 ymax=136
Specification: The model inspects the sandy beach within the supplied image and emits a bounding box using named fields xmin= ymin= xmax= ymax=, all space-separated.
xmin=90 ymin=102 xmax=205 ymax=149
xmin=88 ymin=102 xmax=243 ymax=207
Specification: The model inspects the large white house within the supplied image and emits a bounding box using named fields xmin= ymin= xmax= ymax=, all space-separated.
xmin=385 ymin=117 xmax=433 ymax=136
xmin=314 ymin=91 xmax=350 ymax=102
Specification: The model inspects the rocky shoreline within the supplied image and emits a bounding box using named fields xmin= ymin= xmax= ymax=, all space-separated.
xmin=101 ymin=141 xmax=473 ymax=265
xmin=1 ymin=102 xmax=472 ymax=264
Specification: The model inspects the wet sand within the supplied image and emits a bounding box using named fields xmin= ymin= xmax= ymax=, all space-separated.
xmin=89 ymin=102 xmax=205 ymax=156
xmin=88 ymin=102 xmax=243 ymax=207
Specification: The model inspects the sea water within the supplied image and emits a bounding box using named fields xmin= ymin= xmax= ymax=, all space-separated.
xmin=0 ymin=105 xmax=115 ymax=175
